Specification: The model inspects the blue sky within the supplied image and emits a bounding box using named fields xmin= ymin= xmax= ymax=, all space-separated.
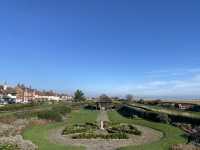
xmin=0 ymin=0 xmax=200 ymax=97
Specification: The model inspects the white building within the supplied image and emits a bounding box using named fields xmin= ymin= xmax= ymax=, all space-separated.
xmin=60 ymin=95 xmax=73 ymax=101
xmin=34 ymin=95 xmax=61 ymax=101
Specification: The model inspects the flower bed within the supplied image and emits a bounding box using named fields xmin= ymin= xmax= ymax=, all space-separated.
xmin=0 ymin=144 xmax=19 ymax=150
xmin=107 ymin=123 xmax=142 ymax=135
xmin=62 ymin=122 xmax=141 ymax=139
xmin=72 ymin=132 xmax=128 ymax=139
xmin=0 ymin=135 xmax=37 ymax=150
xmin=62 ymin=122 xmax=98 ymax=135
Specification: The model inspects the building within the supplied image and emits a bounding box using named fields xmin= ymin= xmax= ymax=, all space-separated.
xmin=96 ymin=95 xmax=112 ymax=110
xmin=175 ymin=103 xmax=194 ymax=110
xmin=0 ymin=85 xmax=4 ymax=98
xmin=15 ymin=84 xmax=36 ymax=103
xmin=60 ymin=95 xmax=73 ymax=101
xmin=0 ymin=83 xmax=72 ymax=104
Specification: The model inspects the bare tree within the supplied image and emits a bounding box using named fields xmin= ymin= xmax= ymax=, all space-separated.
xmin=126 ymin=94 xmax=134 ymax=101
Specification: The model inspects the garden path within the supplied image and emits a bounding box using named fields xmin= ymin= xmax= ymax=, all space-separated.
xmin=96 ymin=110 xmax=109 ymax=123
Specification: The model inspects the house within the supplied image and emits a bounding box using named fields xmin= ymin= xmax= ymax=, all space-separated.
xmin=34 ymin=90 xmax=61 ymax=101
xmin=60 ymin=95 xmax=73 ymax=101
xmin=175 ymin=103 xmax=194 ymax=110
xmin=15 ymin=84 xmax=36 ymax=103
xmin=0 ymin=86 xmax=3 ymax=98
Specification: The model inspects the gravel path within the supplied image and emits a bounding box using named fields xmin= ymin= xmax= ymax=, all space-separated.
xmin=48 ymin=123 xmax=163 ymax=150
xmin=96 ymin=110 xmax=109 ymax=123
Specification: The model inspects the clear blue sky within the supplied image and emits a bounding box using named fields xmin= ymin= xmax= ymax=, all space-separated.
xmin=0 ymin=0 xmax=200 ymax=97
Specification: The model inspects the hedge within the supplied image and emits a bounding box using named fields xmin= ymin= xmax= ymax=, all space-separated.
xmin=72 ymin=132 xmax=128 ymax=139
xmin=0 ymin=103 xmax=37 ymax=111
xmin=118 ymin=105 xmax=200 ymax=125
xmin=118 ymin=105 xmax=170 ymax=123
xmin=37 ymin=110 xmax=62 ymax=122
xmin=52 ymin=105 xmax=71 ymax=115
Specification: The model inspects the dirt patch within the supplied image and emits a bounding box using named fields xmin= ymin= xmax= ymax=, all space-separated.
xmin=30 ymin=119 xmax=50 ymax=126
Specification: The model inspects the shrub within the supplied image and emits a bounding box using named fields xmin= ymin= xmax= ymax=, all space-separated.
xmin=37 ymin=110 xmax=62 ymax=122
xmin=0 ymin=104 xmax=36 ymax=112
xmin=0 ymin=144 xmax=19 ymax=150
xmin=62 ymin=122 xmax=98 ymax=135
xmin=118 ymin=105 xmax=200 ymax=125
xmin=189 ymin=105 xmax=200 ymax=112
xmin=156 ymin=113 xmax=170 ymax=123
xmin=14 ymin=110 xmax=39 ymax=119
xmin=0 ymin=135 xmax=37 ymax=150
xmin=52 ymin=105 xmax=71 ymax=115
xmin=62 ymin=125 xmax=87 ymax=135
xmin=72 ymin=132 xmax=128 ymax=139
xmin=107 ymin=124 xmax=141 ymax=135
xmin=84 ymin=105 xmax=96 ymax=110
xmin=106 ymin=133 xmax=128 ymax=139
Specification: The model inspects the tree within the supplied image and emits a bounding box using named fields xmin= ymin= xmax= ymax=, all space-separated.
xmin=74 ymin=89 xmax=85 ymax=102
xmin=126 ymin=94 xmax=134 ymax=101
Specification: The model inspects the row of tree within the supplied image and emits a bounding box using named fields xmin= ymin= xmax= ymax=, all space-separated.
xmin=73 ymin=89 xmax=135 ymax=102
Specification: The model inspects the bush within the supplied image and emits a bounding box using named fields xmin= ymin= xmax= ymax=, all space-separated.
xmin=14 ymin=110 xmax=40 ymax=119
xmin=189 ymin=105 xmax=200 ymax=112
xmin=156 ymin=113 xmax=170 ymax=123
xmin=72 ymin=132 xmax=128 ymax=139
xmin=62 ymin=125 xmax=87 ymax=135
xmin=107 ymin=124 xmax=141 ymax=135
xmin=107 ymin=133 xmax=128 ymax=139
xmin=0 ymin=144 xmax=19 ymax=150
xmin=0 ymin=104 xmax=36 ymax=111
xmin=118 ymin=105 xmax=200 ymax=125
xmin=37 ymin=110 xmax=62 ymax=122
xmin=62 ymin=122 xmax=98 ymax=135
xmin=52 ymin=105 xmax=71 ymax=115
xmin=84 ymin=105 xmax=96 ymax=110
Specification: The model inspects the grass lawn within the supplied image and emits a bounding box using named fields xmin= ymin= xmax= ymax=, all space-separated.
xmin=108 ymin=111 xmax=187 ymax=150
xmin=67 ymin=109 xmax=98 ymax=125
xmin=23 ymin=123 xmax=84 ymax=150
xmin=23 ymin=109 xmax=98 ymax=150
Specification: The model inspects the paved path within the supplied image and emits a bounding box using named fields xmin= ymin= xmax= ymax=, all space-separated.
xmin=96 ymin=110 xmax=109 ymax=125
xmin=48 ymin=111 xmax=163 ymax=150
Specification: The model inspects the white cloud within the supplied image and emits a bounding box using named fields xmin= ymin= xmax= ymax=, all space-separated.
xmin=138 ymin=74 xmax=200 ymax=97
xmin=110 ymin=71 xmax=200 ymax=98
xmin=87 ymin=68 xmax=200 ymax=98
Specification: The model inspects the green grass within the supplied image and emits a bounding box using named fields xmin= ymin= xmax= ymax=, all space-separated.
xmin=23 ymin=123 xmax=84 ymax=150
xmin=67 ymin=109 xmax=98 ymax=125
xmin=108 ymin=111 xmax=187 ymax=150
xmin=23 ymin=109 xmax=98 ymax=150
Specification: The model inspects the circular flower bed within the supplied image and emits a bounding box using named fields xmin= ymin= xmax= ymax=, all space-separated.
xmin=62 ymin=122 xmax=141 ymax=139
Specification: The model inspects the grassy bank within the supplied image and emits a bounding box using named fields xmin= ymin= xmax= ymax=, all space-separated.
xmin=108 ymin=111 xmax=187 ymax=150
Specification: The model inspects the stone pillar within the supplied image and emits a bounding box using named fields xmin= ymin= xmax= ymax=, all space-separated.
xmin=100 ymin=121 xmax=104 ymax=130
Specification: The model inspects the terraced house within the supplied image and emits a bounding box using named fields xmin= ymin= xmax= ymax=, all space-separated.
xmin=16 ymin=84 xmax=36 ymax=103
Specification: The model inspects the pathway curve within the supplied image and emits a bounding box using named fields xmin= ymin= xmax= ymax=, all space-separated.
xmin=48 ymin=111 xmax=163 ymax=150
